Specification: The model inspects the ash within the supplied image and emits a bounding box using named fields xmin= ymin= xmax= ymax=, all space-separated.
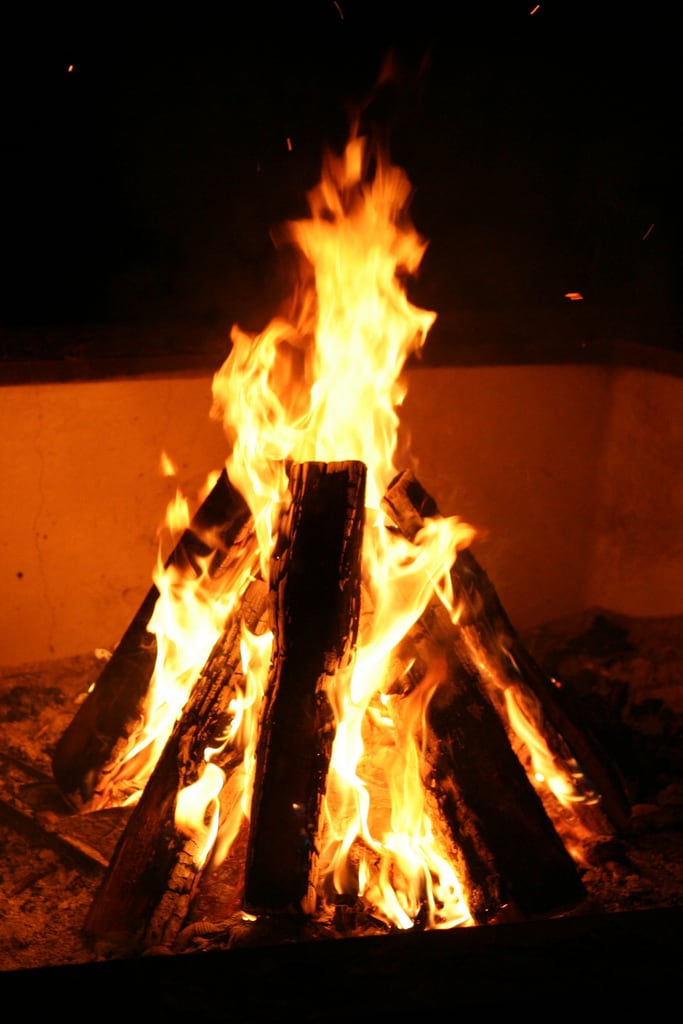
xmin=1 ymin=608 xmax=682 ymax=972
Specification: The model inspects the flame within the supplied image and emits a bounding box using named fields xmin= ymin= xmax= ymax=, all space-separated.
xmin=205 ymin=124 xmax=476 ymax=929
xmin=105 ymin=120 xmax=599 ymax=931
xmin=503 ymin=684 xmax=598 ymax=861
xmin=210 ymin=623 xmax=273 ymax=867
xmin=211 ymin=130 xmax=436 ymax=518
xmin=175 ymin=762 xmax=224 ymax=870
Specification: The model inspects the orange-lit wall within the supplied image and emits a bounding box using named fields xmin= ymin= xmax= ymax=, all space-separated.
xmin=2 ymin=360 xmax=681 ymax=666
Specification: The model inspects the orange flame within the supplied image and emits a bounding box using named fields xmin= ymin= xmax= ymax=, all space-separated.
xmin=112 ymin=120 xmax=598 ymax=931
xmin=205 ymin=124 xmax=476 ymax=928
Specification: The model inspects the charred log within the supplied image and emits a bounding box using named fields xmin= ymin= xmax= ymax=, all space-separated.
xmin=84 ymin=579 xmax=269 ymax=951
xmin=243 ymin=460 xmax=366 ymax=917
xmin=391 ymin=611 xmax=587 ymax=924
xmin=52 ymin=468 xmax=255 ymax=812
xmin=381 ymin=469 xmax=632 ymax=837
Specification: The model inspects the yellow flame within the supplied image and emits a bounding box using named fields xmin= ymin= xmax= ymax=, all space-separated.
xmin=504 ymin=686 xmax=596 ymax=812
xmin=175 ymin=762 xmax=225 ymax=870
xmin=107 ymin=122 xmax=593 ymax=930
xmin=211 ymin=130 xmax=436 ymax=520
xmin=210 ymin=624 xmax=273 ymax=868
xmin=207 ymin=126 xmax=477 ymax=928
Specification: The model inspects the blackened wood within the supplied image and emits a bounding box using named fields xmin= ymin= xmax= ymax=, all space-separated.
xmin=382 ymin=469 xmax=631 ymax=836
xmin=243 ymin=460 xmax=366 ymax=916
xmin=85 ymin=579 xmax=269 ymax=950
xmin=391 ymin=611 xmax=587 ymax=923
xmin=52 ymin=468 xmax=254 ymax=811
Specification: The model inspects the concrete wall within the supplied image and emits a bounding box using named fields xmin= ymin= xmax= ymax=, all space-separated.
xmin=587 ymin=367 xmax=683 ymax=616
xmin=399 ymin=364 xmax=613 ymax=630
xmin=1 ymin=374 xmax=227 ymax=666
xmin=1 ymin=361 xmax=681 ymax=666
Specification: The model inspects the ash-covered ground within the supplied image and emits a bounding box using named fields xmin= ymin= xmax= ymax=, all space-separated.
xmin=1 ymin=607 xmax=682 ymax=973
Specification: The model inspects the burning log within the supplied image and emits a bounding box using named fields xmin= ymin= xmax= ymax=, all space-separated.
xmin=84 ymin=578 xmax=269 ymax=951
xmin=381 ymin=470 xmax=632 ymax=838
xmin=243 ymin=460 xmax=366 ymax=917
xmin=392 ymin=616 xmax=587 ymax=923
xmin=49 ymin=123 xmax=635 ymax=945
xmin=52 ymin=468 xmax=254 ymax=812
xmin=76 ymin=460 xmax=590 ymax=942
xmin=85 ymin=459 xmax=365 ymax=947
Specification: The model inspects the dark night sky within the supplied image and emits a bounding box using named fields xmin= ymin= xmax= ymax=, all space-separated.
xmin=2 ymin=2 xmax=681 ymax=359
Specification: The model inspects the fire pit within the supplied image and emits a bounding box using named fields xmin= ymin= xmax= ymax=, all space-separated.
xmin=1 ymin=619 xmax=683 ymax=1010
xmin=1 ymin=123 xmax=682 ymax=1010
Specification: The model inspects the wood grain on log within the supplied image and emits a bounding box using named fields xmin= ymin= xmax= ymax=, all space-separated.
xmin=243 ymin=460 xmax=366 ymax=917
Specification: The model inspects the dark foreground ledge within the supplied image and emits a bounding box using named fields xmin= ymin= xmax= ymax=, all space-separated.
xmin=1 ymin=907 xmax=682 ymax=1017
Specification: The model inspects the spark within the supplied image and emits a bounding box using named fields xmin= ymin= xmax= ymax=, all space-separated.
xmin=642 ymin=223 xmax=655 ymax=240
xmin=530 ymin=4 xmax=540 ymax=13
xmin=564 ymin=292 xmax=584 ymax=302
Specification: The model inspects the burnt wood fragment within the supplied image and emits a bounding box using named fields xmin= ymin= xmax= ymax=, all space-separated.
xmin=382 ymin=469 xmax=632 ymax=838
xmin=52 ymin=468 xmax=254 ymax=812
xmin=243 ymin=460 xmax=366 ymax=917
xmin=390 ymin=610 xmax=587 ymax=923
xmin=84 ymin=579 xmax=269 ymax=951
